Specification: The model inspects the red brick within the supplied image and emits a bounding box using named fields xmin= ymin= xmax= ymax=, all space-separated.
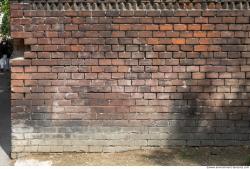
xmin=181 ymin=45 xmax=193 ymax=51
xmin=38 ymin=38 xmax=51 ymax=45
xmin=200 ymin=66 xmax=226 ymax=73
xmin=207 ymin=31 xmax=221 ymax=37
xmin=31 ymin=73 xmax=57 ymax=80
xmin=118 ymin=66 xmax=129 ymax=72
xmin=195 ymin=17 xmax=208 ymax=23
xmin=112 ymin=31 xmax=125 ymax=38
xmin=172 ymin=38 xmax=185 ymax=45
xmin=194 ymin=45 xmax=208 ymax=51
xmin=202 ymin=24 xmax=215 ymax=30
xmin=12 ymin=73 xmax=31 ymax=80
xmin=10 ymin=60 xmax=31 ymax=66
xmin=37 ymin=52 xmax=51 ymax=59
xmin=236 ymin=17 xmax=249 ymax=24
xmin=173 ymin=66 xmax=186 ymax=72
xmin=65 ymin=24 xmax=79 ymax=31
xmin=25 ymin=66 xmax=37 ymax=73
xmin=11 ymin=87 xmax=30 ymax=93
xmin=24 ymin=52 xmax=37 ymax=59
xmin=181 ymin=17 xmax=194 ymax=23
xmin=222 ymin=17 xmax=236 ymax=23
xmin=194 ymin=31 xmax=206 ymax=38
xmin=167 ymin=45 xmax=179 ymax=52
xmin=147 ymin=38 xmax=159 ymax=45
xmin=72 ymin=17 xmax=85 ymax=24
xmin=159 ymin=24 xmax=173 ymax=31
xmin=37 ymin=66 xmax=51 ymax=73
xmin=153 ymin=31 xmax=166 ymax=38
xmin=11 ymin=32 xmax=32 ymax=38
xmin=43 ymin=45 xmax=58 ymax=51
xmin=174 ymin=24 xmax=187 ymax=31
xmin=65 ymin=38 xmax=78 ymax=45
xmin=192 ymin=73 xmax=205 ymax=79
xmin=11 ymin=67 xmax=24 ymax=73
xmin=187 ymin=66 xmax=199 ymax=72
xmin=52 ymin=38 xmax=64 ymax=45
xmin=45 ymin=31 xmax=59 ymax=38
xmin=241 ymin=66 xmax=250 ymax=72
xmin=24 ymin=38 xmax=37 ymax=45
xmin=153 ymin=17 xmax=166 ymax=24
xmin=167 ymin=17 xmax=180 ymax=23
xmin=71 ymin=45 xmax=84 ymax=52
xmin=11 ymin=80 xmax=24 ymax=87
xmin=209 ymin=17 xmax=222 ymax=24
xmin=188 ymin=24 xmax=201 ymax=31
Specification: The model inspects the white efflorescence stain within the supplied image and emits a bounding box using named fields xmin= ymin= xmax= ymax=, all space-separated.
xmin=14 ymin=159 xmax=52 ymax=166
xmin=182 ymin=81 xmax=187 ymax=89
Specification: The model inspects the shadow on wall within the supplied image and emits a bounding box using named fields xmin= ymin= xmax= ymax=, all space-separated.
xmin=0 ymin=71 xmax=11 ymax=157
xmin=146 ymin=55 xmax=250 ymax=164
xmin=172 ymin=60 xmax=249 ymax=147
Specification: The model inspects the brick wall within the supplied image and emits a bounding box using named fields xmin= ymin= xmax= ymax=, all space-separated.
xmin=10 ymin=0 xmax=250 ymax=156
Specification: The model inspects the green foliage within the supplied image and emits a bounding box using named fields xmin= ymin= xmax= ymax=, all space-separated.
xmin=1 ymin=13 xmax=9 ymax=36
xmin=1 ymin=0 xmax=9 ymax=13
xmin=245 ymin=156 xmax=250 ymax=166
xmin=1 ymin=0 xmax=10 ymax=36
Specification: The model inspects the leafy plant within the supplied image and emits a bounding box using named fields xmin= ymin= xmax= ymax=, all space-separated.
xmin=245 ymin=156 xmax=250 ymax=166
xmin=1 ymin=0 xmax=10 ymax=37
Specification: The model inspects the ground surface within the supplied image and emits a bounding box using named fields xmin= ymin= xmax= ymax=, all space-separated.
xmin=13 ymin=147 xmax=250 ymax=166
xmin=0 ymin=71 xmax=11 ymax=166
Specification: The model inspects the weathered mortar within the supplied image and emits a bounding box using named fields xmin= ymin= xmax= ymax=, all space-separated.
xmin=10 ymin=0 xmax=250 ymax=157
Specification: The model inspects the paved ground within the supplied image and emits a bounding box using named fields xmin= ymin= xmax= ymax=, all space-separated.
xmin=14 ymin=147 xmax=250 ymax=166
xmin=0 ymin=71 xmax=11 ymax=166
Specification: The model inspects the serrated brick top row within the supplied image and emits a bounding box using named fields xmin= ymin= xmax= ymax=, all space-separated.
xmin=11 ymin=0 xmax=250 ymax=11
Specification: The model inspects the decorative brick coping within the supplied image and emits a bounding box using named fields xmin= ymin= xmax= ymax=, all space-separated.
xmin=12 ymin=0 xmax=250 ymax=11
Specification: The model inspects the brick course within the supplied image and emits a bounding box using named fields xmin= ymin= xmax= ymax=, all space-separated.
xmin=10 ymin=0 xmax=250 ymax=156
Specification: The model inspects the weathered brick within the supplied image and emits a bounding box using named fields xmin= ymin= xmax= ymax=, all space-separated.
xmin=10 ymin=1 xmax=250 ymax=154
